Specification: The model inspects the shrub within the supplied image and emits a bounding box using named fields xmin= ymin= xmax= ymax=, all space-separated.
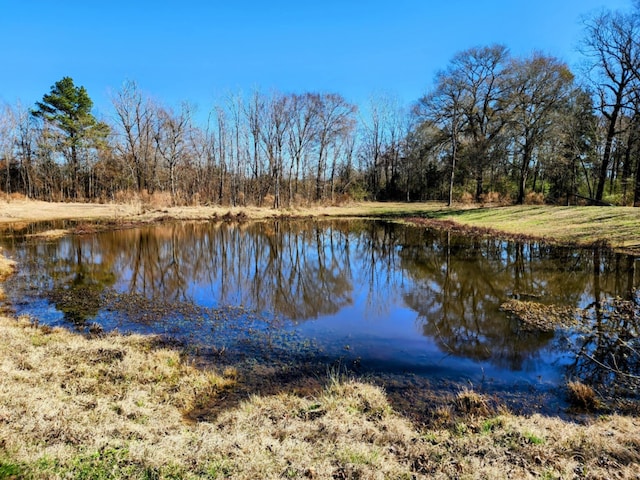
xmin=525 ymin=191 xmax=545 ymax=205
xmin=480 ymin=191 xmax=501 ymax=205
xmin=480 ymin=191 xmax=512 ymax=206
xmin=262 ymin=194 xmax=275 ymax=207
xmin=346 ymin=183 xmax=369 ymax=202
xmin=458 ymin=191 xmax=475 ymax=205
xmin=603 ymin=192 xmax=625 ymax=206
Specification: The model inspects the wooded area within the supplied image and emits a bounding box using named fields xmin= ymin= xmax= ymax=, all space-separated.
xmin=2 ymin=6 xmax=640 ymax=207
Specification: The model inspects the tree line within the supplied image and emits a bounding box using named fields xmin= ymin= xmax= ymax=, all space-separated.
xmin=1 ymin=6 xmax=640 ymax=207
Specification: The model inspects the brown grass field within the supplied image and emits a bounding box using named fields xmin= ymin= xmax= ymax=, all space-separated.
xmin=1 ymin=199 xmax=640 ymax=478
xmin=0 ymin=315 xmax=639 ymax=479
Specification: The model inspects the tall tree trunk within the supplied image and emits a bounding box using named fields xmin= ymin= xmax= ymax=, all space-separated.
xmin=517 ymin=143 xmax=532 ymax=205
xmin=448 ymin=131 xmax=457 ymax=207
xmin=69 ymin=143 xmax=76 ymax=199
xmin=633 ymin=151 xmax=640 ymax=206
xmin=596 ymin=105 xmax=621 ymax=201
xmin=475 ymin=164 xmax=484 ymax=202
xmin=316 ymin=144 xmax=325 ymax=202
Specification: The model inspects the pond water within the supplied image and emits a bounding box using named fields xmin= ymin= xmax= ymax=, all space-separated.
xmin=1 ymin=219 xmax=639 ymax=413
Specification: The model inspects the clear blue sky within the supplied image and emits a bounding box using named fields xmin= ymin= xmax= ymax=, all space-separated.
xmin=0 ymin=0 xmax=633 ymax=120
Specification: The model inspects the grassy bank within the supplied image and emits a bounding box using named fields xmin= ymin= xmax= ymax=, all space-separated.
xmin=0 ymin=315 xmax=639 ymax=479
xmin=430 ymin=205 xmax=640 ymax=252
xmin=0 ymin=199 xmax=450 ymax=228
xmin=2 ymin=199 xmax=640 ymax=252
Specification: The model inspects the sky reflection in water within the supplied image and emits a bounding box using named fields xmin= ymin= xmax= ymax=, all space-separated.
xmin=2 ymin=219 xmax=639 ymax=398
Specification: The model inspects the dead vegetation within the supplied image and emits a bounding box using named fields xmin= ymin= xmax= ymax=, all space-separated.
xmin=500 ymin=299 xmax=581 ymax=332
xmin=0 ymin=314 xmax=639 ymax=479
xmin=0 ymin=199 xmax=444 ymax=226
xmin=0 ymin=251 xmax=16 ymax=281
xmin=0 ymin=250 xmax=16 ymax=303
xmin=566 ymin=380 xmax=601 ymax=412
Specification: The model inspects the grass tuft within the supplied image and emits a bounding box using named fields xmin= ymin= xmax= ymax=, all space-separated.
xmin=0 ymin=459 xmax=27 ymax=479
xmin=567 ymin=380 xmax=600 ymax=411
xmin=453 ymin=387 xmax=494 ymax=417
xmin=0 ymin=252 xmax=16 ymax=281
xmin=0 ymin=252 xmax=16 ymax=302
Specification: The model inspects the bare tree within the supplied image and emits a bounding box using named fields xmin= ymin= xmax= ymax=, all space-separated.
xmin=548 ymin=88 xmax=599 ymax=204
xmin=581 ymin=10 xmax=640 ymax=202
xmin=506 ymin=53 xmax=575 ymax=204
xmin=452 ymin=45 xmax=510 ymax=201
xmin=416 ymin=74 xmax=465 ymax=206
xmin=361 ymin=93 xmax=405 ymax=200
xmin=259 ymin=92 xmax=290 ymax=208
xmin=226 ymin=93 xmax=247 ymax=206
xmin=312 ymin=93 xmax=357 ymax=201
xmin=154 ymin=103 xmax=191 ymax=205
xmin=14 ymin=102 xmax=39 ymax=198
xmin=0 ymin=104 xmax=15 ymax=197
xmin=287 ymin=93 xmax=318 ymax=206
xmin=111 ymin=81 xmax=159 ymax=194
xmin=245 ymin=91 xmax=266 ymax=205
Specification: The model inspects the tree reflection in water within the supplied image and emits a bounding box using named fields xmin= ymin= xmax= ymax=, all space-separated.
xmin=399 ymin=232 xmax=593 ymax=370
xmin=566 ymin=250 xmax=640 ymax=402
xmin=2 ymin=220 xmax=639 ymax=397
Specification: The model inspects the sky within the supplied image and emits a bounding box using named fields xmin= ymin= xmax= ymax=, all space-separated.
xmin=0 ymin=0 xmax=634 ymax=121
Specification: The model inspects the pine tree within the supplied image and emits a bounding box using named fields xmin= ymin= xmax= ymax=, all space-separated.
xmin=32 ymin=77 xmax=109 ymax=199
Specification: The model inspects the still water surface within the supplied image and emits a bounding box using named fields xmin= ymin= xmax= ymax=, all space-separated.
xmin=2 ymin=219 xmax=638 ymax=409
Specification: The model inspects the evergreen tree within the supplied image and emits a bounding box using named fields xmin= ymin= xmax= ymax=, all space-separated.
xmin=32 ymin=77 xmax=109 ymax=198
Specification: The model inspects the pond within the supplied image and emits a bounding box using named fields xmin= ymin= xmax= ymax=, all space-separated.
xmin=1 ymin=219 xmax=639 ymax=415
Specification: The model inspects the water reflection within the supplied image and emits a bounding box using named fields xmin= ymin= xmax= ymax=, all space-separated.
xmin=2 ymin=219 xmax=639 ymax=392
xmin=569 ymin=295 xmax=640 ymax=397
xmin=400 ymin=235 xmax=592 ymax=370
xmin=112 ymin=221 xmax=355 ymax=319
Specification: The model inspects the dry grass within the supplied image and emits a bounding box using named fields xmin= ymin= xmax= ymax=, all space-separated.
xmin=500 ymin=299 xmax=580 ymax=332
xmin=0 ymin=315 xmax=639 ymax=478
xmin=25 ymin=229 xmax=71 ymax=239
xmin=0 ymin=198 xmax=446 ymax=225
xmin=453 ymin=387 xmax=495 ymax=417
xmin=0 ymin=315 xmax=235 ymax=477
xmin=0 ymin=250 xmax=16 ymax=302
xmin=0 ymin=252 xmax=15 ymax=281
xmin=3 ymin=199 xmax=640 ymax=252
xmin=567 ymin=380 xmax=601 ymax=412
xmin=0 ymin=199 xmax=140 ymax=224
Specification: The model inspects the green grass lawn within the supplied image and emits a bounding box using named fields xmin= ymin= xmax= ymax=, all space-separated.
xmin=428 ymin=205 xmax=640 ymax=251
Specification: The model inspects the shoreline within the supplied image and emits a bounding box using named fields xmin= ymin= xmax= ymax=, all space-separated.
xmin=0 ymin=313 xmax=639 ymax=479
xmin=0 ymin=311 xmax=638 ymax=478
xmin=2 ymin=199 xmax=640 ymax=253
xmin=1 ymin=200 xmax=640 ymax=478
